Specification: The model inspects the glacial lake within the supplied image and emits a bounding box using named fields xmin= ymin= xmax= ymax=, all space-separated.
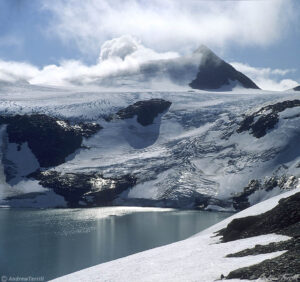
xmin=0 ymin=207 xmax=231 ymax=280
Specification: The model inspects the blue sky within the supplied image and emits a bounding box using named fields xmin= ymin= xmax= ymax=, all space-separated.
xmin=0 ymin=0 xmax=299 ymax=89
xmin=0 ymin=0 xmax=81 ymax=65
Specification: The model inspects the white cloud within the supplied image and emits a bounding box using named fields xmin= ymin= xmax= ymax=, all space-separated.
xmin=0 ymin=36 xmax=181 ymax=87
xmin=0 ymin=36 xmax=298 ymax=91
xmin=99 ymin=35 xmax=178 ymax=62
xmin=30 ymin=35 xmax=180 ymax=86
xmin=100 ymin=35 xmax=140 ymax=61
xmin=231 ymin=62 xmax=299 ymax=91
xmin=41 ymin=0 xmax=294 ymax=55
xmin=0 ymin=60 xmax=39 ymax=83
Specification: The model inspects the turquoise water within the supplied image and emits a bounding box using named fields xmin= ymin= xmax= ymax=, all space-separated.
xmin=0 ymin=207 xmax=231 ymax=280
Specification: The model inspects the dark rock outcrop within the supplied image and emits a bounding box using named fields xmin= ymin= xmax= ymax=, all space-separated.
xmin=232 ymin=180 xmax=261 ymax=211
xmin=114 ymin=99 xmax=172 ymax=126
xmin=189 ymin=45 xmax=259 ymax=90
xmin=227 ymin=237 xmax=300 ymax=281
xmin=30 ymin=170 xmax=136 ymax=208
xmin=226 ymin=236 xmax=300 ymax=258
xmin=219 ymin=192 xmax=300 ymax=242
xmin=216 ymin=192 xmax=300 ymax=281
xmin=231 ymin=176 xmax=297 ymax=211
xmin=293 ymin=85 xmax=300 ymax=91
xmin=237 ymin=99 xmax=300 ymax=138
xmin=0 ymin=114 xmax=101 ymax=168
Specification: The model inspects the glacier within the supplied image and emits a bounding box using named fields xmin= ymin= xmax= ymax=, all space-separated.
xmin=0 ymin=81 xmax=299 ymax=209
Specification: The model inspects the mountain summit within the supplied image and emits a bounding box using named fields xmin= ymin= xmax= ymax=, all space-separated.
xmin=293 ymin=85 xmax=300 ymax=91
xmin=189 ymin=45 xmax=259 ymax=90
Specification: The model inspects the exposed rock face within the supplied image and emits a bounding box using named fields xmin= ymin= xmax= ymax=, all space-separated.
xmin=0 ymin=114 xmax=101 ymax=168
xmin=219 ymin=192 xmax=300 ymax=241
xmin=232 ymin=175 xmax=298 ymax=211
xmin=114 ymin=99 xmax=172 ymax=126
xmin=227 ymin=236 xmax=300 ymax=281
xmin=189 ymin=45 xmax=259 ymax=90
xmin=237 ymin=99 xmax=300 ymax=138
xmin=294 ymin=85 xmax=300 ymax=91
xmin=30 ymin=170 xmax=136 ymax=208
xmin=105 ymin=99 xmax=172 ymax=149
xmin=217 ymin=192 xmax=300 ymax=281
xmin=232 ymin=179 xmax=261 ymax=211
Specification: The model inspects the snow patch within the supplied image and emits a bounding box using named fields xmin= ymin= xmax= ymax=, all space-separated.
xmin=4 ymin=142 xmax=39 ymax=183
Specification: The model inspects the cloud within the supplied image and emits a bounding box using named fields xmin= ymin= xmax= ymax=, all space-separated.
xmin=0 ymin=35 xmax=298 ymax=91
xmin=41 ymin=0 xmax=294 ymax=55
xmin=29 ymin=35 xmax=181 ymax=86
xmin=99 ymin=35 xmax=178 ymax=62
xmin=0 ymin=36 xmax=183 ymax=87
xmin=0 ymin=60 xmax=39 ymax=83
xmin=231 ymin=62 xmax=299 ymax=91
xmin=100 ymin=35 xmax=140 ymax=61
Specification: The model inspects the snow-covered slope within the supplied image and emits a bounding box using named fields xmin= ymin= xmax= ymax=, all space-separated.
xmin=51 ymin=186 xmax=300 ymax=282
xmin=0 ymin=83 xmax=299 ymax=209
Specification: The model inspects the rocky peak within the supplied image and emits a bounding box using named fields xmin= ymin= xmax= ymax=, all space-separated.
xmin=193 ymin=45 xmax=222 ymax=65
xmin=189 ymin=45 xmax=259 ymax=90
xmin=293 ymin=85 xmax=300 ymax=91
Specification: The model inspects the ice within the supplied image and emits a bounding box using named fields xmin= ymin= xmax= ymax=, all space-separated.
xmin=0 ymin=83 xmax=299 ymax=207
